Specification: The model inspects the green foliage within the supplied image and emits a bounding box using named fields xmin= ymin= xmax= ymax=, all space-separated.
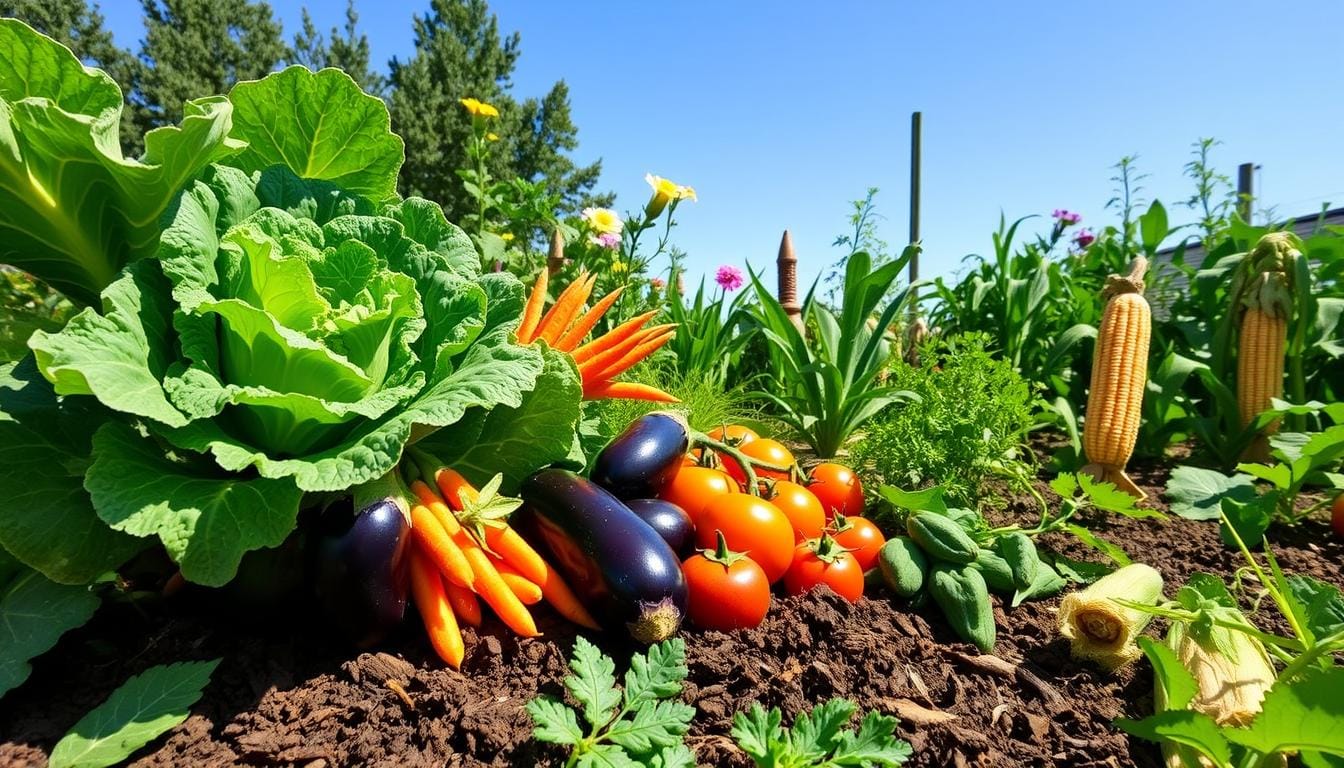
xmin=660 ymin=271 xmax=754 ymax=387
xmin=48 ymin=660 xmax=220 ymax=768
xmin=747 ymin=248 xmax=919 ymax=458
xmin=851 ymin=333 xmax=1035 ymax=506
xmin=0 ymin=268 xmax=74 ymax=363
xmin=0 ymin=552 xmax=100 ymax=699
xmin=730 ymin=699 xmax=912 ymax=767
xmin=527 ymin=636 xmax=696 ymax=768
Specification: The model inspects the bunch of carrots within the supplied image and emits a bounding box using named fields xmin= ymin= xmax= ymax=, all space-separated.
xmin=400 ymin=462 xmax=598 ymax=669
xmin=517 ymin=269 xmax=678 ymax=402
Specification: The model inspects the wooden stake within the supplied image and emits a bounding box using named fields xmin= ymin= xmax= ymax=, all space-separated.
xmin=777 ymin=230 xmax=803 ymax=330
xmin=547 ymin=229 xmax=565 ymax=275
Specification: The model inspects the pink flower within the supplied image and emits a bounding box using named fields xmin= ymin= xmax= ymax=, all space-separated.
xmin=715 ymin=265 xmax=745 ymax=292
xmin=1052 ymin=209 xmax=1082 ymax=225
xmin=588 ymin=231 xmax=621 ymax=250
xmin=650 ymin=277 xmax=666 ymax=289
xmin=1073 ymin=228 xmax=1096 ymax=248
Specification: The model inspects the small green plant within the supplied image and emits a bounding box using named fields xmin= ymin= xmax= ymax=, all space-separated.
xmin=661 ymin=268 xmax=755 ymax=387
xmin=851 ymin=333 xmax=1035 ymax=506
xmin=731 ymin=698 xmax=912 ymax=767
xmin=527 ymin=636 xmax=696 ymax=768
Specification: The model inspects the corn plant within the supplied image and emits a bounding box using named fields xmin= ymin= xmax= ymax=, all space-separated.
xmin=746 ymin=247 xmax=919 ymax=458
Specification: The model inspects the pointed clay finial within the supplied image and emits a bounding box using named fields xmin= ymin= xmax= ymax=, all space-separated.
xmin=547 ymin=229 xmax=566 ymax=274
xmin=777 ymin=230 xmax=803 ymax=330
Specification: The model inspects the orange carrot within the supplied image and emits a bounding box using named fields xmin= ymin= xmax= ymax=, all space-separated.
xmin=583 ymin=380 xmax=680 ymax=402
xmin=444 ymin=580 xmax=482 ymax=628
xmin=537 ymin=273 xmax=596 ymax=346
xmin=433 ymin=467 xmax=478 ymax=512
xmin=571 ymin=310 xmax=658 ymax=364
xmin=410 ymin=480 xmax=463 ymax=535
xmin=534 ymin=560 xmax=602 ymax=630
xmin=554 ymin=286 xmax=625 ymax=352
xmin=455 ymin=533 xmax=540 ymax=637
xmin=409 ymin=549 xmax=464 ymax=669
xmin=581 ymin=328 xmax=675 ymax=383
xmin=410 ymin=504 xmax=474 ymax=588
xmin=482 ymin=524 xmax=547 ymax=584
xmin=577 ymin=324 xmax=674 ymax=379
xmin=493 ymin=560 xmax=543 ymax=605
xmin=516 ymin=269 xmax=549 ymax=343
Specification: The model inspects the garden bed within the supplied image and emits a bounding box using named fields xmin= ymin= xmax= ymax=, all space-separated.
xmin=2 ymin=454 xmax=1339 ymax=768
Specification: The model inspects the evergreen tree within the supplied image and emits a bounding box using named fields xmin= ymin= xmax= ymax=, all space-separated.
xmin=0 ymin=0 xmax=146 ymax=154
xmin=291 ymin=0 xmax=384 ymax=96
xmin=137 ymin=0 xmax=287 ymax=130
xmin=389 ymin=0 xmax=602 ymax=222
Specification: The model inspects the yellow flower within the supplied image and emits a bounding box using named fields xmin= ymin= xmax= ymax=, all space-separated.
xmin=486 ymin=132 xmax=500 ymax=142
xmin=500 ymin=232 xmax=515 ymax=242
xmin=611 ymin=259 xmax=628 ymax=274
xmin=643 ymin=173 xmax=696 ymax=218
xmin=459 ymin=97 xmax=499 ymax=118
xmin=581 ymin=206 xmax=623 ymax=235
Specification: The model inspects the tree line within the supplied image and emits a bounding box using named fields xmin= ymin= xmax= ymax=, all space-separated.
xmin=0 ymin=0 xmax=605 ymax=222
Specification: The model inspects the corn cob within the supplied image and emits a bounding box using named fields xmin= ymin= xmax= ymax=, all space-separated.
xmin=1235 ymin=232 xmax=1298 ymax=462
xmin=1058 ymin=563 xmax=1163 ymax=671
xmin=1155 ymin=612 xmax=1279 ymax=767
xmin=1081 ymin=257 xmax=1151 ymax=500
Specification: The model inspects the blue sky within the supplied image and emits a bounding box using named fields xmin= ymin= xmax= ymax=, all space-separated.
xmin=102 ymin=0 xmax=1344 ymax=288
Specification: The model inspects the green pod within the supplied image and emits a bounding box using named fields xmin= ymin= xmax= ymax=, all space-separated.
xmin=1010 ymin=562 xmax=1067 ymax=608
xmin=944 ymin=508 xmax=981 ymax=532
xmin=929 ymin=564 xmax=996 ymax=653
xmin=994 ymin=532 xmax=1040 ymax=591
xmin=906 ymin=512 xmax=979 ymax=564
xmin=877 ymin=536 xmax=928 ymax=598
xmin=971 ymin=549 xmax=1015 ymax=594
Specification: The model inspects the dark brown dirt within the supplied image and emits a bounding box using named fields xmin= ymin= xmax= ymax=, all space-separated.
xmin=2 ymin=454 xmax=1340 ymax=768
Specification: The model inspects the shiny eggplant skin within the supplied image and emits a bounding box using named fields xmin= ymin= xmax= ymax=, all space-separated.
xmin=518 ymin=469 xmax=686 ymax=643
xmin=313 ymin=498 xmax=410 ymax=647
xmin=625 ymin=498 xmax=695 ymax=557
xmin=591 ymin=412 xmax=689 ymax=499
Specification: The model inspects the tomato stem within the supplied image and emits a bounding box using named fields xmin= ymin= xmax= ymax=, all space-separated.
xmin=688 ymin=430 xmax=795 ymax=495
xmin=701 ymin=528 xmax=749 ymax=567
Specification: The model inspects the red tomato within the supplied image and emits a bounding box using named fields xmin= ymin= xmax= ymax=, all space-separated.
xmin=708 ymin=424 xmax=759 ymax=446
xmin=1333 ymin=494 xmax=1344 ymax=538
xmin=763 ymin=480 xmax=826 ymax=541
xmin=831 ymin=514 xmax=886 ymax=571
xmin=681 ymin=531 xmax=771 ymax=630
xmin=783 ymin=535 xmax=864 ymax=602
xmin=694 ymin=494 xmax=795 ymax=583
xmin=808 ymin=463 xmax=865 ymax=519
xmin=661 ymin=466 xmax=736 ymax=526
xmin=724 ymin=439 xmax=795 ymax=487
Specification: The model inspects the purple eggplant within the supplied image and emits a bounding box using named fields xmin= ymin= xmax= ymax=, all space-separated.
xmin=591 ymin=412 xmax=689 ymax=499
xmin=625 ymin=498 xmax=695 ymax=557
xmin=518 ymin=469 xmax=686 ymax=643
xmin=312 ymin=481 xmax=411 ymax=647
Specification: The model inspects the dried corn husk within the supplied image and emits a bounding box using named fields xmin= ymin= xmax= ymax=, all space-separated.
xmin=1058 ymin=563 xmax=1163 ymax=670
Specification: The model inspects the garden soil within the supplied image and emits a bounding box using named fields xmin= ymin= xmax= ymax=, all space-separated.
xmin=2 ymin=454 xmax=1340 ymax=768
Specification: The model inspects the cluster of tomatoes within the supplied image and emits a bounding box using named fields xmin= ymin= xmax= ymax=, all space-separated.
xmin=658 ymin=425 xmax=887 ymax=631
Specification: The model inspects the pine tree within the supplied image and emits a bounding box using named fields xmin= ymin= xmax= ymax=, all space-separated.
xmin=389 ymin=0 xmax=602 ymax=222
xmin=291 ymin=0 xmax=384 ymax=96
xmin=0 ymin=0 xmax=146 ymax=154
xmin=137 ymin=0 xmax=288 ymax=130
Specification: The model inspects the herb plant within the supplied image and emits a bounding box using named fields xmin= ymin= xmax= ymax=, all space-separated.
xmin=731 ymin=698 xmax=912 ymax=767
xmin=527 ymin=636 xmax=696 ymax=768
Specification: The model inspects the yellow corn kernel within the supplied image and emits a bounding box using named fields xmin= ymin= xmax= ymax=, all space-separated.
xmin=1237 ymin=306 xmax=1286 ymax=431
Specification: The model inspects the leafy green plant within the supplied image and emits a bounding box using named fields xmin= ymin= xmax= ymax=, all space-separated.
xmin=851 ymin=333 xmax=1035 ymax=506
xmin=661 ymin=269 xmax=755 ymax=387
xmin=0 ymin=549 xmax=100 ymax=699
xmin=747 ymin=247 xmax=919 ymax=457
xmin=526 ymin=636 xmax=696 ymax=768
xmin=731 ymin=698 xmax=912 ymax=767
xmin=48 ymin=660 xmax=220 ymax=768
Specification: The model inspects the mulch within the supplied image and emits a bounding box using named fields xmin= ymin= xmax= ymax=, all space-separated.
xmin=1 ymin=453 xmax=1340 ymax=768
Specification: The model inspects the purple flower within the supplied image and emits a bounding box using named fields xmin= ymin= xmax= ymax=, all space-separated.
xmin=1073 ymin=228 xmax=1096 ymax=249
xmin=715 ymin=265 xmax=745 ymax=292
xmin=588 ymin=231 xmax=621 ymax=250
xmin=1052 ymin=209 xmax=1082 ymax=226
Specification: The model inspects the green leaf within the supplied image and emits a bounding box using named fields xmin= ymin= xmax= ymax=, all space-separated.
xmin=1139 ymin=200 xmax=1170 ymax=256
xmin=1218 ymin=496 xmax=1274 ymax=548
xmin=0 ymin=359 xmax=146 ymax=584
xmin=1114 ymin=710 xmax=1233 ymax=766
xmin=789 ymin=698 xmax=856 ymax=760
xmin=831 ymin=710 xmax=913 ymax=766
xmin=1064 ymin=523 xmax=1132 ymax=566
xmin=877 ymin=485 xmax=948 ymax=515
xmin=0 ymin=568 xmax=99 ymax=699
xmin=574 ymin=745 xmax=641 ymax=768
xmin=404 ymin=327 xmax=545 ymax=430
xmin=1050 ymin=473 xmax=1080 ymax=499
xmin=85 ymin=422 xmax=303 ymax=586
xmin=649 ymin=744 xmax=698 ymax=768
xmin=48 ymin=660 xmax=220 ymax=768
xmin=227 ymin=67 xmax=403 ymax=204
xmin=1080 ymin=473 xmax=1166 ymax=519
xmin=1165 ymin=466 xmax=1258 ymax=521
xmin=1137 ymin=637 xmax=1199 ymax=710
xmin=565 ymin=636 xmax=621 ymax=730
xmin=730 ymin=703 xmax=783 ymax=763
xmin=525 ymin=696 xmax=583 ymax=746
xmin=0 ymin=20 xmax=239 ymax=304
xmin=28 ymin=262 xmax=188 ymax=428
xmin=624 ymin=638 xmax=688 ymax=707
xmin=1236 ymin=461 xmax=1292 ymax=489
xmin=1011 ymin=562 xmax=1067 ymax=607
xmin=606 ymin=700 xmax=695 ymax=754
xmin=1284 ymin=576 xmax=1344 ymax=644
xmin=1224 ymin=668 xmax=1344 ymax=756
